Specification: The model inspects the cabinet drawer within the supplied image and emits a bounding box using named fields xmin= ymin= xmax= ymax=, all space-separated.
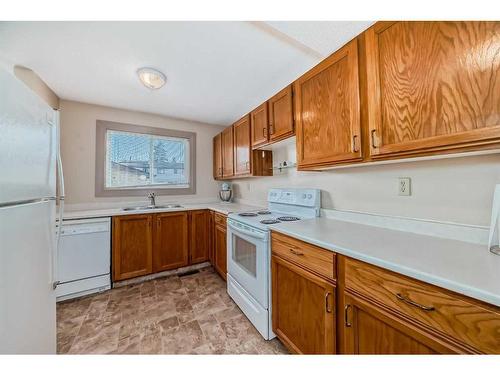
xmin=214 ymin=212 xmax=226 ymax=226
xmin=344 ymin=258 xmax=500 ymax=353
xmin=271 ymin=232 xmax=335 ymax=281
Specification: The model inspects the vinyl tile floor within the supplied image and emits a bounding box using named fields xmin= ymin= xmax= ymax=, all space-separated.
xmin=57 ymin=267 xmax=288 ymax=354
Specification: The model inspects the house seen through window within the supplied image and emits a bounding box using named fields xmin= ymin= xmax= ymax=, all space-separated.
xmin=105 ymin=130 xmax=190 ymax=189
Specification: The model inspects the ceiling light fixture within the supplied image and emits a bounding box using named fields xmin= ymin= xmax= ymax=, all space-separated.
xmin=137 ymin=67 xmax=166 ymax=90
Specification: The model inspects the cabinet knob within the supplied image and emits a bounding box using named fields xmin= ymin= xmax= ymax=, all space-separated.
xmin=352 ymin=135 xmax=359 ymax=152
xmin=344 ymin=304 xmax=352 ymax=327
xmin=371 ymin=129 xmax=379 ymax=148
xmin=325 ymin=292 xmax=333 ymax=313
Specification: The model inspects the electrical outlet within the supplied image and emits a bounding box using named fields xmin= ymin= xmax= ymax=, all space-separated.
xmin=398 ymin=177 xmax=411 ymax=196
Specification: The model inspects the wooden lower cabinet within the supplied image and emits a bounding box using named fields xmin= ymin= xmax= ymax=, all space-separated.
xmin=189 ymin=210 xmax=209 ymax=264
xmin=112 ymin=214 xmax=153 ymax=282
xmin=342 ymin=293 xmax=458 ymax=354
xmin=153 ymin=212 xmax=189 ymax=272
xmin=213 ymin=216 xmax=227 ymax=280
xmin=271 ymin=255 xmax=336 ymax=354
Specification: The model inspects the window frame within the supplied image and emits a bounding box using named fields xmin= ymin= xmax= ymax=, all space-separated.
xmin=95 ymin=120 xmax=196 ymax=197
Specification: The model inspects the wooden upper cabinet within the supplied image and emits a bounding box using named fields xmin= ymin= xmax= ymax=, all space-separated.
xmin=213 ymin=133 xmax=223 ymax=179
xmin=221 ymin=126 xmax=234 ymax=178
xmin=189 ymin=210 xmax=209 ymax=264
xmin=365 ymin=21 xmax=500 ymax=157
xmin=112 ymin=214 xmax=153 ymax=281
xmin=268 ymin=85 xmax=294 ymax=142
xmin=233 ymin=115 xmax=252 ymax=176
xmin=153 ymin=212 xmax=189 ymax=272
xmin=294 ymin=38 xmax=362 ymax=169
xmin=250 ymin=102 xmax=269 ymax=148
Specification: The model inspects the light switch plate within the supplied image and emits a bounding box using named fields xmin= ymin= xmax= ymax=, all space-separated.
xmin=398 ymin=177 xmax=411 ymax=196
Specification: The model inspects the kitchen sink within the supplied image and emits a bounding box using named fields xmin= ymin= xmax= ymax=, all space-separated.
xmin=122 ymin=204 xmax=183 ymax=211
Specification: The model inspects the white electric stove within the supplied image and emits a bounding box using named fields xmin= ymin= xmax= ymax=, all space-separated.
xmin=226 ymin=188 xmax=321 ymax=339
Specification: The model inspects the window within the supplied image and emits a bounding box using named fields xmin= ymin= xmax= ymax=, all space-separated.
xmin=96 ymin=120 xmax=196 ymax=197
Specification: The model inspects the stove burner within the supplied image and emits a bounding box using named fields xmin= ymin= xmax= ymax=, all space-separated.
xmin=277 ymin=216 xmax=301 ymax=222
xmin=238 ymin=212 xmax=258 ymax=217
xmin=260 ymin=219 xmax=280 ymax=224
xmin=257 ymin=210 xmax=271 ymax=215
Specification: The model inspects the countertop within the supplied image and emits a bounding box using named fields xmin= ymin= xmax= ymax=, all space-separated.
xmin=271 ymin=217 xmax=500 ymax=307
xmin=62 ymin=202 xmax=262 ymax=220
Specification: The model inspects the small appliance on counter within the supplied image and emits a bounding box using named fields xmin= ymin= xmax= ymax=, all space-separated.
xmin=219 ymin=182 xmax=233 ymax=202
xmin=489 ymin=184 xmax=500 ymax=255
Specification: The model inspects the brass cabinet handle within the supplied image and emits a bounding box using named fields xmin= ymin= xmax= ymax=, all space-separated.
xmin=370 ymin=129 xmax=378 ymax=148
xmin=345 ymin=304 xmax=352 ymax=327
xmin=396 ymin=293 xmax=435 ymax=312
xmin=352 ymin=135 xmax=359 ymax=152
xmin=325 ymin=292 xmax=332 ymax=313
xmin=269 ymin=124 xmax=274 ymax=135
xmin=289 ymin=248 xmax=304 ymax=256
xmin=262 ymin=127 xmax=267 ymax=138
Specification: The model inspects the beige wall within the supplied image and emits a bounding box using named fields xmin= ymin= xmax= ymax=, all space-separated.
xmin=232 ymin=140 xmax=500 ymax=226
xmin=60 ymin=100 xmax=225 ymax=206
xmin=14 ymin=66 xmax=59 ymax=109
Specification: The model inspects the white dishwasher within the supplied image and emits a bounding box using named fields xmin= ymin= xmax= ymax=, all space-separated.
xmin=56 ymin=217 xmax=111 ymax=301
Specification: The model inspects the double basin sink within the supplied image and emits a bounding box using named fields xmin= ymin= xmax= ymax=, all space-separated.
xmin=122 ymin=204 xmax=183 ymax=212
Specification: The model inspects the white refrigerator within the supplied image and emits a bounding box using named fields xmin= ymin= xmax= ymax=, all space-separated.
xmin=0 ymin=67 xmax=63 ymax=353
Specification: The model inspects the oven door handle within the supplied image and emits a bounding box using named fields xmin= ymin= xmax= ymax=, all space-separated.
xmin=227 ymin=221 xmax=268 ymax=241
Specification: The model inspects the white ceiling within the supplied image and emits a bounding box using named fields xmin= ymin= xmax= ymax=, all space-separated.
xmin=0 ymin=21 xmax=373 ymax=126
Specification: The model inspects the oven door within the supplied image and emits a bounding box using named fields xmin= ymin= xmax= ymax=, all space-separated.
xmin=227 ymin=219 xmax=269 ymax=308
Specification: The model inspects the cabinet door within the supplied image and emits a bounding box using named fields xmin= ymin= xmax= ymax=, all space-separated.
xmin=208 ymin=210 xmax=215 ymax=265
xmin=221 ymin=126 xmax=234 ymax=178
xmin=271 ymin=255 xmax=335 ymax=354
xmin=214 ymin=224 xmax=227 ymax=280
xmin=250 ymin=102 xmax=269 ymax=148
xmin=366 ymin=21 xmax=500 ymax=157
xmin=112 ymin=214 xmax=153 ymax=281
xmin=189 ymin=210 xmax=209 ymax=264
xmin=213 ymin=133 xmax=223 ymax=179
xmin=342 ymin=293 xmax=460 ymax=354
xmin=153 ymin=212 xmax=189 ymax=272
xmin=294 ymin=38 xmax=362 ymax=169
xmin=233 ymin=115 xmax=252 ymax=176
xmin=269 ymin=85 xmax=294 ymax=142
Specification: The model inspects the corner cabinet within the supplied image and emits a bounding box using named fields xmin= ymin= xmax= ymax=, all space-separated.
xmin=294 ymin=38 xmax=362 ymax=169
xmin=189 ymin=210 xmax=209 ymax=264
xmin=365 ymin=21 xmax=500 ymax=158
xmin=112 ymin=214 xmax=153 ymax=282
xmin=213 ymin=133 xmax=223 ymax=179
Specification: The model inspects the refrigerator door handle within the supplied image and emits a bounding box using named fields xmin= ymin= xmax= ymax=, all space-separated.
xmin=54 ymin=110 xmax=64 ymax=289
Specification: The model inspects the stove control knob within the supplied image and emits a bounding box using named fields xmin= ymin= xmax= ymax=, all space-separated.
xmin=307 ymin=194 xmax=312 ymax=199
xmin=302 ymin=194 xmax=306 ymax=199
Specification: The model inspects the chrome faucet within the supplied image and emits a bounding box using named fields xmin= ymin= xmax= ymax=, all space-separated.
xmin=147 ymin=192 xmax=156 ymax=207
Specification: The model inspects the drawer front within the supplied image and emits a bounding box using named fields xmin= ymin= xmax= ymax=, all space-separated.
xmin=344 ymin=257 xmax=500 ymax=353
xmin=271 ymin=232 xmax=335 ymax=281
xmin=214 ymin=212 xmax=226 ymax=226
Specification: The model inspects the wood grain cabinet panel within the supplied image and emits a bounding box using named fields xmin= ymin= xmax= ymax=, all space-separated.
xmin=272 ymin=255 xmax=336 ymax=354
xmin=233 ymin=115 xmax=252 ymax=176
xmin=221 ymin=126 xmax=234 ymax=178
xmin=294 ymin=38 xmax=362 ymax=169
xmin=189 ymin=210 xmax=209 ymax=264
xmin=366 ymin=21 xmax=500 ymax=157
xmin=112 ymin=214 xmax=153 ymax=281
xmin=343 ymin=293 xmax=459 ymax=354
xmin=268 ymin=85 xmax=294 ymax=142
xmin=213 ymin=133 xmax=223 ymax=179
xmin=344 ymin=257 xmax=500 ymax=353
xmin=250 ymin=102 xmax=269 ymax=149
xmin=271 ymin=232 xmax=335 ymax=281
xmin=214 ymin=214 xmax=227 ymax=280
xmin=153 ymin=212 xmax=189 ymax=272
